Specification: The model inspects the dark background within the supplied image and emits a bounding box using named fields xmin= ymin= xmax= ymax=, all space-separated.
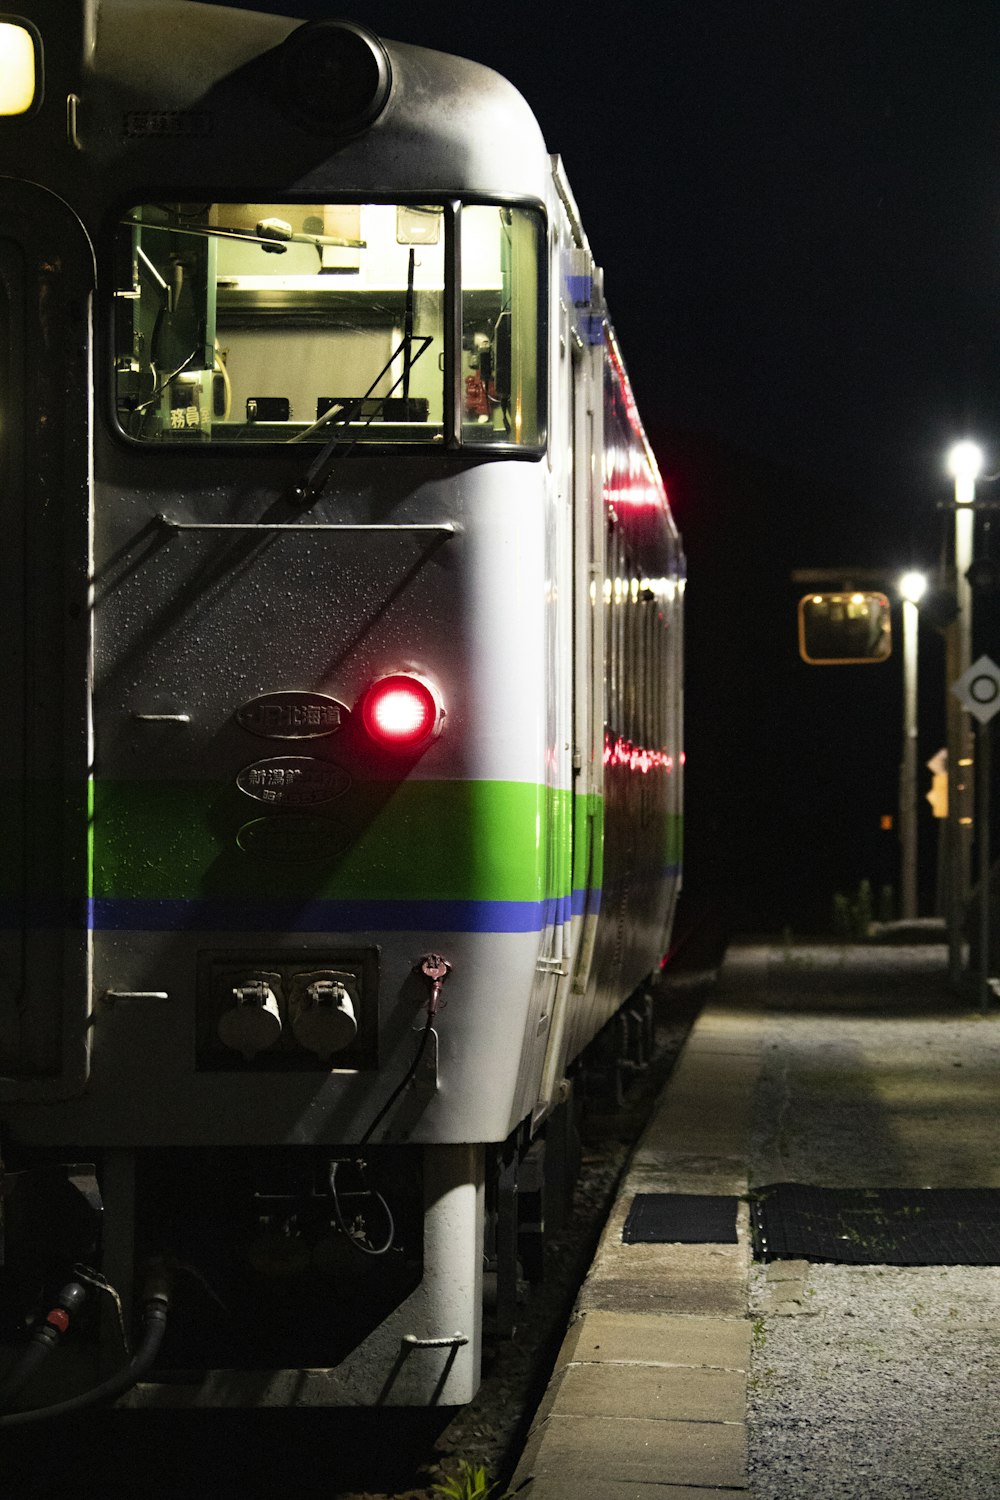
xmin=202 ymin=0 xmax=1000 ymax=933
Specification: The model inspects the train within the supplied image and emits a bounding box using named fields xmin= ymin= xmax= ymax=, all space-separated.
xmin=0 ymin=0 xmax=684 ymax=1413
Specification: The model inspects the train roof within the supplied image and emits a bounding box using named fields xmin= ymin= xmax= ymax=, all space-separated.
xmin=74 ymin=1 xmax=552 ymax=201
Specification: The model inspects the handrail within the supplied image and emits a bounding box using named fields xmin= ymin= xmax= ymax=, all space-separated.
xmin=156 ymin=515 xmax=458 ymax=535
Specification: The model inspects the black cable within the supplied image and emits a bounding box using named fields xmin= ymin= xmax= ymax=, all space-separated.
xmin=328 ymin=1161 xmax=395 ymax=1257
xmin=0 ymin=1271 xmax=171 ymax=1426
xmin=358 ymin=1010 xmax=434 ymax=1146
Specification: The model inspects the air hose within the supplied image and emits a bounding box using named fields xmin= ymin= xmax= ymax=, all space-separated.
xmin=0 ymin=1261 xmax=172 ymax=1427
xmin=0 ymin=1281 xmax=88 ymax=1411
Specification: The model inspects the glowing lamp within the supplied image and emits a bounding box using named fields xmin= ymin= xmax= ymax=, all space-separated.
xmin=361 ymin=673 xmax=443 ymax=751
xmin=898 ymin=570 xmax=927 ymax=606
xmin=0 ymin=21 xmax=38 ymax=116
xmin=947 ymin=440 xmax=984 ymax=504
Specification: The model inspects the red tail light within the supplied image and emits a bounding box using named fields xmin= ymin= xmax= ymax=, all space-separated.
xmin=361 ymin=673 xmax=443 ymax=751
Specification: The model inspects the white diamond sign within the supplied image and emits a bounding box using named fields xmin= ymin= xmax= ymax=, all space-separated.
xmin=952 ymin=655 xmax=1000 ymax=724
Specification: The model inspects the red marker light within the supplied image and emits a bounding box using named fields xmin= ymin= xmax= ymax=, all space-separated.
xmin=361 ymin=673 xmax=443 ymax=751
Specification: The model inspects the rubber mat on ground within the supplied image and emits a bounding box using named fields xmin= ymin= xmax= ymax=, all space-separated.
xmin=622 ymin=1193 xmax=739 ymax=1244
xmin=751 ymin=1183 xmax=1000 ymax=1264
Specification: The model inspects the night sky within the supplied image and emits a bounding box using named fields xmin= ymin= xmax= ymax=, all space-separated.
xmin=203 ymin=0 xmax=1000 ymax=932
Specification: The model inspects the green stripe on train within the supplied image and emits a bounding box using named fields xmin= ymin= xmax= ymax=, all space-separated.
xmin=92 ymin=778 xmax=584 ymax=902
xmin=0 ymin=780 xmax=678 ymax=903
xmin=666 ymin=807 xmax=683 ymax=865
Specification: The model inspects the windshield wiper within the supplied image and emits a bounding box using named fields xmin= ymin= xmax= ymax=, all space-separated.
xmin=289 ymin=332 xmax=433 ymax=505
xmin=130 ymin=216 xmax=366 ymax=255
xmin=290 ymin=248 xmax=435 ymax=505
xmin=290 ymin=252 xmax=434 ymax=505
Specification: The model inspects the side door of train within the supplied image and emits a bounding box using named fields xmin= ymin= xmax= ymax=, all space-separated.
xmin=533 ymin=235 xmax=604 ymax=1120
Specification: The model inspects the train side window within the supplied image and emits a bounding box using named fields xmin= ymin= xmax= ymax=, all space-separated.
xmin=113 ymin=202 xmax=445 ymax=444
xmin=461 ymin=205 xmax=543 ymax=447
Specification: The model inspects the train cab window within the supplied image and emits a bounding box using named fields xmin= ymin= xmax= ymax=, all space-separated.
xmin=114 ymin=202 xmax=445 ymax=444
xmin=461 ymin=205 xmax=543 ymax=447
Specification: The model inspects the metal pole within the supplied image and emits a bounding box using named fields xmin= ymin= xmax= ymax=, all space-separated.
xmin=977 ymin=718 xmax=992 ymax=1012
xmin=900 ymin=596 xmax=919 ymax=920
xmin=947 ymin=486 xmax=975 ymax=987
xmin=955 ymin=493 xmax=975 ymax=894
xmin=946 ymin=621 xmax=964 ymax=985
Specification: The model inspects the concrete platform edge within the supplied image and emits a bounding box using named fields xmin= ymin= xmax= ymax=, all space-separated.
xmin=509 ymin=996 xmax=764 ymax=1498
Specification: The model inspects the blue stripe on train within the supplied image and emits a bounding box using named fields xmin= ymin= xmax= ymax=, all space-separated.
xmin=0 ymin=871 xmax=679 ymax=933
xmin=83 ymin=893 xmax=595 ymax=934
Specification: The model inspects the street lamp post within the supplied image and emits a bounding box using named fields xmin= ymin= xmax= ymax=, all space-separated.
xmin=945 ymin=439 xmax=983 ymax=984
xmin=898 ymin=570 xmax=927 ymax=921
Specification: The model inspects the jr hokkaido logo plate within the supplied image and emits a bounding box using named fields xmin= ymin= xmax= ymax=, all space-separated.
xmin=235 ymin=691 xmax=347 ymax=740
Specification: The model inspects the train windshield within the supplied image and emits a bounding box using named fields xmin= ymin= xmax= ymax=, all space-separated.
xmin=113 ymin=201 xmax=543 ymax=449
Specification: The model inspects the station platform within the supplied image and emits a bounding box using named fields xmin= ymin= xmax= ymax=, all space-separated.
xmin=509 ymin=937 xmax=1000 ymax=1499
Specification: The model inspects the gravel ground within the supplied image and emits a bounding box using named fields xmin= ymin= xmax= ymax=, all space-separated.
xmin=749 ymin=1261 xmax=1000 ymax=1499
xmin=742 ymin=940 xmax=1000 ymax=1499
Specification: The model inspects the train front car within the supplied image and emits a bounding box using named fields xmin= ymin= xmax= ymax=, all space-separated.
xmin=0 ymin=1 xmax=684 ymax=1411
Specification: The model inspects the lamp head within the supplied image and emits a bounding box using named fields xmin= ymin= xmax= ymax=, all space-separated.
xmin=898 ymin=570 xmax=928 ymax=605
xmin=948 ymin=440 xmax=984 ymax=502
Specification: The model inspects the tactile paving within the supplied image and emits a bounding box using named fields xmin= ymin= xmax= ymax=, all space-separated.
xmin=621 ymin=1193 xmax=739 ymax=1244
xmin=751 ymin=1183 xmax=1000 ymax=1264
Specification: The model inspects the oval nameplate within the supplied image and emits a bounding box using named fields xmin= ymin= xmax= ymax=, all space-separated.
xmin=236 ymin=691 xmax=347 ymax=740
xmin=237 ymin=814 xmax=344 ymax=863
xmin=237 ymin=757 xmax=350 ymax=808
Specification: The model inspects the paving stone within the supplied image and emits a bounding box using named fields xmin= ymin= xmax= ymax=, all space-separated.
xmin=644 ymin=1049 xmax=759 ymax=1104
xmin=511 ymin=1000 xmax=759 ymax=1500
xmin=578 ymin=1275 xmax=747 ymax=1316
xmin=636 ymin=1068 xmax=760 ymax=1163
xmin=625 ymin=1160 xmax=750 ymax=1197
xmin=523 ymin=1412 xmax=747 ymax=1491
xmin=556 ymin=1310 xmax=751 ymax=1372
xmin=639 ymin=1103 xmax=756 ymax=1159
xmin=587 ymin=1235 xmax=748 ymax=1305
xmin=768 ymin=1296 xmax=816 ymax=1316
xmin=535 ymin=1362 xmax=745 ymax=1424
xmin=765 ymin=1258 xmax=811 ymax=1282
xmin=518 ymin=1478 xmax=745 ymax=1499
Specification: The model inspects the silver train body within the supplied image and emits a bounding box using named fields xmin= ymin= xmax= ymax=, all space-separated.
xmin=0 ymin=1 xmax=684 ymax=1407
